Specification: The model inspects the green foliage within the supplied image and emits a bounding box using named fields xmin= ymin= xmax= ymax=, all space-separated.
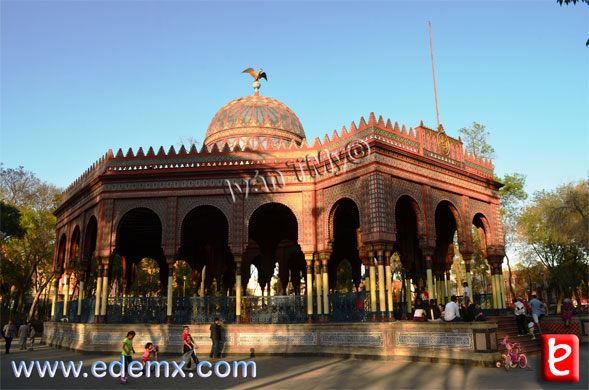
xmin=518 ymin=180 xmax=589 ymax=298
xmin=335 ymin=259 xmax=354 ymax=292
xmin=458 ymin=122 xmax=496 ymax=159
xmin=0 ymin=201 xmax=26 ymax=243
xmin=0 ymin=165 xmax=61 ymax=314
xmin=129 ymin=258 xmax=161 ymax=297
xmin=173 ymin=261 xmax=194 ymax=296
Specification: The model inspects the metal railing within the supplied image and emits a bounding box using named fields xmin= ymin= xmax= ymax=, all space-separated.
xmin=241 ymin=295 xmax=307 ymax=323
xmin=328 ymin=292 xmax=370 ymax=322
xmin=107 ymin=297 xmax=167 ymax=323
xmin=51 ymin=292 xmax=498 ymax=324
xmin=173 ymin=296 xmax=236 ymax=324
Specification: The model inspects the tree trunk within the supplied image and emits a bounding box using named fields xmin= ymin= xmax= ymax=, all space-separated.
xmin=27 ymin=275 xmax=54 ymax=322
xmin=556 ymin=285 xmax=564 ymax=314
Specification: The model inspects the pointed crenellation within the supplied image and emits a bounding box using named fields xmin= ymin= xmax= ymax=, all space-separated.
xmin=377 ymin=115 xmax=385 ymax=127
xmin=350 ymin=121 xmax=358 ymax=132
xmin=157 ymin=146 xmax=166 ymax=156
xmin=312 ymin=137 xmax=322 ymax=148
xmin=409 ymin=127 xmax=415 ymax=138
xmin=385 ymin=119 xmax=393 ymax=130
xmin=401 ymin=124 xmax=407 ymax=135
xmin=168 ymin=145 xmax=176 ymax=156
xmin=178 ymin=145 xmax=187 ymax=155
xmin=136 ymin=147 xmax=145 ymax=157
xmin=125 ymin=148 xmax=134 ymax=158
xmin=341 ymin=125 xmax=349 ymax=137
xmin=189 ymin=144 xmax=198 ymax=155
xmin=115 ymin=148 xmax=124 ymax=158
xmin=323 ymin=134 xmax=330 ymax=145
xmin=147 ymin=146 xmax=155 ymax=156
xmin=332 ymin=129 xmax=339 ymax=141
xmin=368 ymin=112 xmax=376 ymax=126
xmin=394 ymin=121 xmax=400 ymax=132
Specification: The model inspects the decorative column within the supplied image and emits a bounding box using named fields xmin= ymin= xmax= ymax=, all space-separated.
xmin=166 ymin=258 xmax=174 ymax=324
xmin=62 ymin=272 xmax=70 ymax=317
xmin=50 ymin=277 xmax=59 ymax=321
xmin=321 ymin=252 xmax=330 ymax=320
xmin=489 ymin=259 xmax=499 ymax=309
xmin=405 ymin=272 xmax=412 ymax=313
xmin=423 ymin=249 xmax=434 ymax=303
xmin=376 ymin=249 xmax=386 ymax=321
xmin=99 ymin=259 xmax=109 ymax=323
xmin=94 ymin=264 xmax=103 ymax=323
xmin=77 ymin=272 xmax=85 ymax=322
xmin=462 ymin=253 xmax=473 ymax=298
xmin=384 ymin=250 xmax=393 ymax=320
xmin=499 ymin=269 xmax=507 ymax=309
xmin=304 ymin=253 xmax=314 ymax=322
xmin=446 ymin=270 xmax=451 ymax=303
xmin=489 ymin=261 xmax=498 ymax=309
xmin=438 ymin=272 xmax=445 ymax=304
xmin=440 ymin=270 xmax=448 ymax=303
xmin=489 ymin=258 xmax=505 ymax=309
xmin=234 ymin=254 xmax=242 ymax=323
xmin=314 ymin=257 xmax=323 ymax=319
xmin=368 ymin=251 xmax=377 ymax=321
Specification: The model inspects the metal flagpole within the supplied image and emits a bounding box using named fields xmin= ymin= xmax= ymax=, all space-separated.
xmin=429 ymin=21 xmax=440 ymax=129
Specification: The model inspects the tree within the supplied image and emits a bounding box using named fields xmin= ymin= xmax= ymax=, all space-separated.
xmin=557 ymin=0 xmax=589 ymax=46
xmin=542 ymin=179 xmax=589 ymax=253
xmin=518 ymin=181 xmax=589 ymax=308
xmin=335 ymin=259 xmax=354 ymax=292
xmin=129 ymin=258 xmax=161 ymax=297
xmin=458 ymin=122 xmax=496 ymax=159
xmin=0 ymin=165 xmax=61 ymax=319
xmin=0 ymin=201 xmax=26 ymax=243
xmin=495 ymin=173 xmax=528 ymax=300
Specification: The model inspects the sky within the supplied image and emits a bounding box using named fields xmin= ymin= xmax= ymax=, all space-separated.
xmin=1 ymin=0 xmax=587 ymax=197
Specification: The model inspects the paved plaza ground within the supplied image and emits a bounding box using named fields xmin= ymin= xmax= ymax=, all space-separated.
xmin=1 ymin=343 xmax=587 ymax=390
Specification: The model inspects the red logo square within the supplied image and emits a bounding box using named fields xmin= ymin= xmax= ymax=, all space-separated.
xmin=541 ymin=334 xmax=579 ymax=382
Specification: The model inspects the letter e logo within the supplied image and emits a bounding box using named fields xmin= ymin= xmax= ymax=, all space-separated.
xmin=541 ymin=334 xmax=579 ymax=382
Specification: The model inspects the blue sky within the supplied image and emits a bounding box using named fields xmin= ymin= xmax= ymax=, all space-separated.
xmin=1 ymin=0 xmax=587 ymax=196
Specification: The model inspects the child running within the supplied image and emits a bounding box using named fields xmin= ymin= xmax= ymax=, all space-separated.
xmin=142 ymin=342 xmax=157 ymax=372
xmin=120 ymin=330 xmax=136 ymax=385
xmin=182 ymin=326 xmax=199 ymax=370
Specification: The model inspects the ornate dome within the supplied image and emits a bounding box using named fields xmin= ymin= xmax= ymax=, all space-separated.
xmin=204 ymin=95 xmax=306 ymax=150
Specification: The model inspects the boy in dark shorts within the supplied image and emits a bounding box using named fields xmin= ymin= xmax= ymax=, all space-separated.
xmin=182 ymin=326 xmax=199 ymax=370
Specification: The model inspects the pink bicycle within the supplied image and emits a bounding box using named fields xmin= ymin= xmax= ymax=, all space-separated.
xmin=496 ymin=336 xmax=527 ymax=370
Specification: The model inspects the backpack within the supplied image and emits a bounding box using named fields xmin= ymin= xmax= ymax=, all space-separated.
xmin=514 ymin=301 xmax=526 ymax=316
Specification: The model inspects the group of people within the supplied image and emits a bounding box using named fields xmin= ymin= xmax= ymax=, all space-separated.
xmin=119 ymin=317 xmax=223 ymax=385
xmin=2 ymin=320 xmax=36 ymax=354
xmin=411 ymin=282 xmax=484 ymax=322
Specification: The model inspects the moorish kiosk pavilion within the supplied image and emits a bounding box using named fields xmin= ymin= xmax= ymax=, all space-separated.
xmin=45 ymin=77 xmax=508 ymax=363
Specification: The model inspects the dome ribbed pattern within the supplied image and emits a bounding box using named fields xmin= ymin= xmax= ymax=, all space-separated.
xmin=204 ymin=95 xmax=305 ymax=150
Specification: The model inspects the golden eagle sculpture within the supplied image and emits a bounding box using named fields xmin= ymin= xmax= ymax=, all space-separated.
xmin=242 ymin=68 xmax=267 ymax=81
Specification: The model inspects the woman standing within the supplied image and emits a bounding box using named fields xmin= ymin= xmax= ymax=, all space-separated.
xmin=562 ymin=298 xmax=574 ymax=327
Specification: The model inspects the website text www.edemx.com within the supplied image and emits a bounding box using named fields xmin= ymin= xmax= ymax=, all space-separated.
xmin=11 ymin=358 xmax=256 ymax=379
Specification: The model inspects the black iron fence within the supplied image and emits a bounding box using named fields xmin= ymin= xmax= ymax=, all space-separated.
xmin=173 ymin=296 xmax=236 ymax=324
xmin=241 ymin=295 xmax=307 ymax=323
xmin=42 ymin=292 xmax=498 ymax=324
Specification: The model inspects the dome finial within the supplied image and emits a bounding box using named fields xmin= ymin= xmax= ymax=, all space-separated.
xmin=242 ymin=67 xmax=268 ymax=95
